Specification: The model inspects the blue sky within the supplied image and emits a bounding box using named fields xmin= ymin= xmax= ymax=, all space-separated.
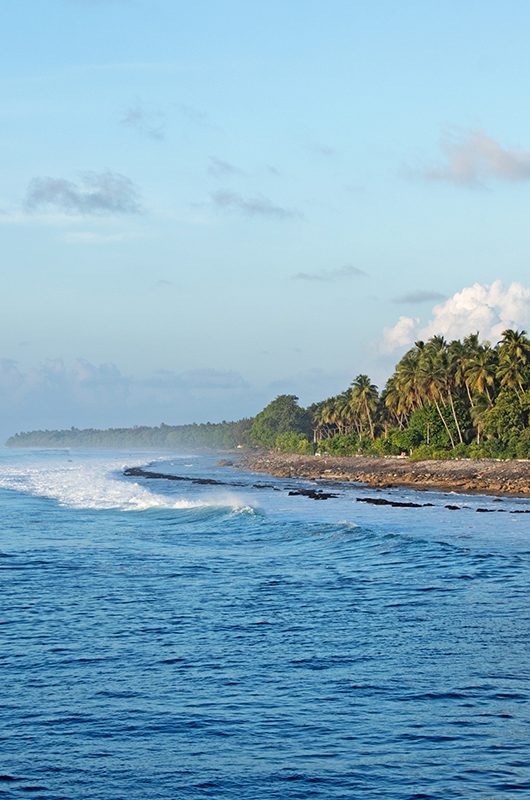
xmin=2 ymin=0 xmax=530 ymax=435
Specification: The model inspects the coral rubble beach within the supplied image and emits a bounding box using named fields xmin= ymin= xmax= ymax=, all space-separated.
xmin=236 ymin=452 xmax=530 ymax=498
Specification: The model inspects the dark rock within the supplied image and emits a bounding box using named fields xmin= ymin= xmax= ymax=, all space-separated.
xmin=357 ymin=497 xmax=425 ymax=508
xmin=123 ymin=467 xmax=244 ymax=487
xmin=287 ymin=489 xmax=339 ymax=500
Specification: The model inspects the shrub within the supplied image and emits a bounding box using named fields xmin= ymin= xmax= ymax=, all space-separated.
xmin=368 ymin=436 xmax=400 ymax=456
xmin=317 ymin=433 xmax=359 ymax=456
xmin=274 ymin=431 xmax=312 ymax=454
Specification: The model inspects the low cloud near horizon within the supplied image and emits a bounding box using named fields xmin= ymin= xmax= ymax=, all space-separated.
xmin=382 ymin=280 xmax=530 ymax=353
xmin=0 ymin=359 xmax=253 ymax=438
xmin=423 ymin=129 xmax=530 ymax=186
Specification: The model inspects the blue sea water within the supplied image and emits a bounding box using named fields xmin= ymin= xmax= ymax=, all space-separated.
xmin=1 ymin=448 xmax=529 ymax=800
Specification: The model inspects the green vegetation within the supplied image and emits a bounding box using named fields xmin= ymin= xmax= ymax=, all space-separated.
xmin=6 ymin=418 xmax=252 ymax=450
xmin=6 ymin=329 xmax=530 ymax=460
xmin=249 ymin=394 xmax=311 ymax=448
xmin=311 ymin=329 xmax=530 ymax=459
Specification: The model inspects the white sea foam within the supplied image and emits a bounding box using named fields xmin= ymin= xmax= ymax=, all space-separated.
xmin=0 ymin=454 xmax=250 ymax=513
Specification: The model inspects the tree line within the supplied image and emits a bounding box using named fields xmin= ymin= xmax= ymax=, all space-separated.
xmin=250 ymin=329 xmax=530 ymax=460
xmin=6 ymin=418 xmax=253 ymax=450
xmin=7 ymin=329 xmax=530 ymax=460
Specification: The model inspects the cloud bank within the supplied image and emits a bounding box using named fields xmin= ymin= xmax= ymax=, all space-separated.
xmin=0 ymin=359 xmax=251 ymax=437
xmin=424 ymin=130 xmax=530 ymax=186
xmin=383 ymin=280 xmax=530 ymax=352
xmin=25 ymin=171 xmax=142 ymax=215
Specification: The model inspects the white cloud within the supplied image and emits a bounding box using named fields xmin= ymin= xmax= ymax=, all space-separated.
xmin=382 ymin=280 xmax=530 ymax=352
xmin=424 ymin=130 xmax=530 ymax=186
xmin=382 ymin=315 xmax=420 ymax=352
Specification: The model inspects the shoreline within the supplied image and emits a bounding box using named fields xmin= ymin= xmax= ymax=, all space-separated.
xmin=234 ymin=451 xmax=530 ymax=498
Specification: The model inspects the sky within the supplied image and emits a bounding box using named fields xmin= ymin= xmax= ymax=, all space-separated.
xmin=2 ymin=0 xmax=530 ymax=437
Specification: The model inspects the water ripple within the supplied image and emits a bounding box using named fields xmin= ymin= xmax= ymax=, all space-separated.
xmin=0 ymin=450 xmax=529 ymax=798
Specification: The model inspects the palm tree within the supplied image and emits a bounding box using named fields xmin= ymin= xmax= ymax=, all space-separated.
xmin=350 ymin=374 xmax=379 ymax=441
xmin=383 ymin=375 xmax=407 ymax=429
xmin=454 ymin=334 xmax=481 ymax=408
xmin=313 ymin=399 xmax=334 ymax=441
xmin=499 ymin=328 xmax=530 ymax=363
xmin=334 ymin=392 xmax=352 ymax=435
xmin=467 ymin=345 xmax=498 ymax=406
xmin=419 ymin=337 xmax=458 ymax=448
xmin=394 ymin=344 xmax=425 ymax=416
xmin=497 ymin=329 xmax=530 ymax=398
xmin=470 ymin=393 xmax=490 ymax=445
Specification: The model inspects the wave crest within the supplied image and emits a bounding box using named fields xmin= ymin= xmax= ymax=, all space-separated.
xmin=0 ymin=455 xmax=253 ymax=514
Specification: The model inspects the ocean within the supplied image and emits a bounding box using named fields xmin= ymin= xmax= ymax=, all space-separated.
xmin=1 ymin=447 xmax=529 ymax=799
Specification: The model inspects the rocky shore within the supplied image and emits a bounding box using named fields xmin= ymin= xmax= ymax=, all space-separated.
xmin=235 ymin=451 xmax=530 ymax=497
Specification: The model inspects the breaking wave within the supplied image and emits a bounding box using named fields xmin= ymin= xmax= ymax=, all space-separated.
xmin=0 ymin=455 xmax=253 ymax=513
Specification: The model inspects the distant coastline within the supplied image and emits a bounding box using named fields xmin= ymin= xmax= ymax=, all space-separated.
xmin=4 ymin=418 xmax=252 ymax=451
xmin=235 ymin=451 xmax=530 ymax=498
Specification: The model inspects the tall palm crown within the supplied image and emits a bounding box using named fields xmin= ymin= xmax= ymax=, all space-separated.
xmin=466 ymin=345 xmax=498 ymax=404
xmin=350 ymin=374 xmax=379 ymax=440
xmin=498 ymin=329 xmax=530 ymax=397
xmin=499 ymin=329 xmax=530 ymax=364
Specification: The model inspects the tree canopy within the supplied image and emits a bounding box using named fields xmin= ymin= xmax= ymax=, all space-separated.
xmin=249 ymin=395 xmax=311 ymax=448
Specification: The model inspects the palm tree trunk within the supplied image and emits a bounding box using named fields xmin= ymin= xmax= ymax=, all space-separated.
xmin=434 ymin=397 xmax=456 ymax=448
xmin=364 ymin=398 xmax=375 ymax=441
xmin=448 ymin=390 xmax=464 ymax=444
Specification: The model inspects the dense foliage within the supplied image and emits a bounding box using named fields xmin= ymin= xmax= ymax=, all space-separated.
xmin=312 ymin=330 xmax=530 ymax=459
xmin=7 ymin=329 xmax=530 ymax=460
xmin=249 ymin=395 xmax=312 ymax=448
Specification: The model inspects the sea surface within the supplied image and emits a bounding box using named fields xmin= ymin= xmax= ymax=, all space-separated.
xmin=1 ymin=447 xmax=530 ymax=799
